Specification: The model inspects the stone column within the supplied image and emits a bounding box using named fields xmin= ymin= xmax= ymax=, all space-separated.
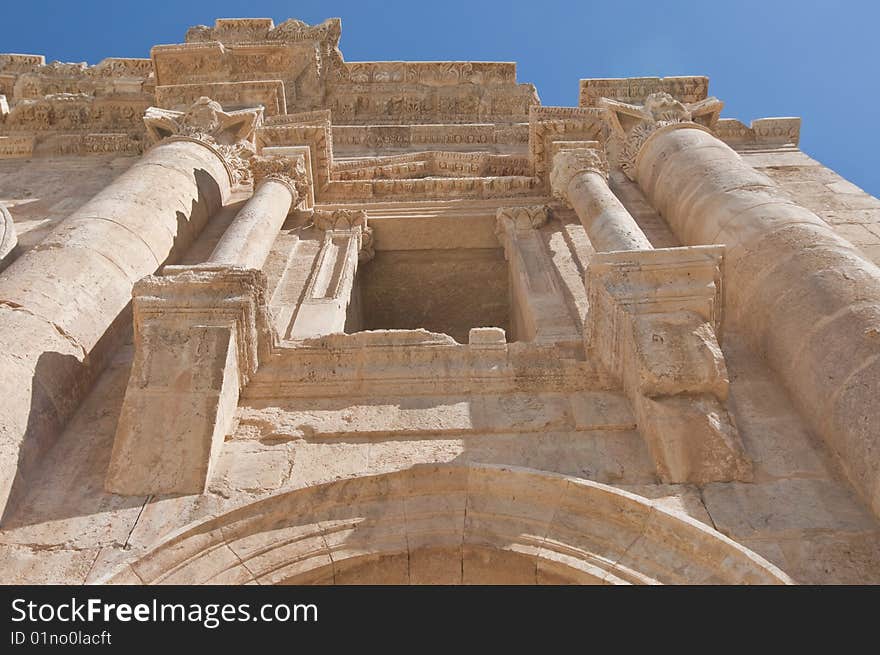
xmin=548 ymin=129 xmax=748 ymax=483
xmin=604 ymin=91 xmax=880 ymax=515
xmin=208 ymin=154 xmax=305 ymax=269
xmin=0 ymin=97 xmax=261 ymax=517
xmin=550 ymin=145 xmax=652 ymax=252
xmin=288 ymin=209 xmax=373 ymax=340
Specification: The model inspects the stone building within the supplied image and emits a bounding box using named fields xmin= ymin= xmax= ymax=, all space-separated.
xmin=0 ymin=17 xmax=878 ymax=585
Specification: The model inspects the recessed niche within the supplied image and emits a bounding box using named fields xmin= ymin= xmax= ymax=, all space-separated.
xmin=355 ymin=248 xmax=510 ymax=344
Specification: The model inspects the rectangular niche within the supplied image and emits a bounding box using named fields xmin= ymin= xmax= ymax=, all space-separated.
xmin=356 ymin=248 xmax=510 ymax=344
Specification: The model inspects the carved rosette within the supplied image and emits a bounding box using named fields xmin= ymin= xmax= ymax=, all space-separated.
xmin=549 ymin=147 xmax=609 ymax=200
xmin=599 ymin=92 xmax=723 ymax=181
xmin=312 ymin=209 xmax=374 ymax=262
xmin=250 ymin=154 xmax=309 ymax=201
xmin=143 ymin=96 xmax=264 ymax=186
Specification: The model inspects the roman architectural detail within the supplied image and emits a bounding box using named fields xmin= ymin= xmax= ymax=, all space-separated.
xmin=550 ymin=144 xmax=651 ymax=252
xmin=287 ymin=209 xmax=371 ymax=339
xmin=1 ymin=17 xmax=879 ymax=586
xmin=495 ymin=205 xmax=580 ymax=345
xmin=585 ymin=246 xmax=752 ymax=484
xmin=143 ymin=96 xmax=263 ymax=185
xmin=601 ymin=92 xmax=724 ymax=180
xmin=106 ymin=267 xmax=268 ymax=495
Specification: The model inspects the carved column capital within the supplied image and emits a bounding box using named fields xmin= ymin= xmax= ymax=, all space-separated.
xmin=250 ymin=153 xmax=308 ymax=201
xmin=599 ymin=92 xmax=723 ymax=181
xmin=550 ymin=147 xmax=609 ymax=200
xmin=143 ymin=96 xmax=264 ymax=186
xmin=495 ymin=205 xmax=551 ymax=233
xmin=312 ymin=209 xmax=374 ymax=262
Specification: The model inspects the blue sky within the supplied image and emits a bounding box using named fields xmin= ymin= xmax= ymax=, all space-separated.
xmin=3 ymin=0 xmax=878 ymax=195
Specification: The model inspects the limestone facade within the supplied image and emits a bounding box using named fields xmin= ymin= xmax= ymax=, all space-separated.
xmin=0 ymin=18 xmax=879 ymax=585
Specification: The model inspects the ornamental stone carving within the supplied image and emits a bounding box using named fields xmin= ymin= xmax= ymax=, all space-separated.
xmin=250 ymin=153 xmax=309 ymax=198
xmin=600 ymin=92 xmax=724 ymax=180
xmin=312 ymin=208 xmax=374 ymax=262
xmin=549 ymin=147 xmax=609 ymax=199
xmin=143 ymin=96 xmax=264 ymax=185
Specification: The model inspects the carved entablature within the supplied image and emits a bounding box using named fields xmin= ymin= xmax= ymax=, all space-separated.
xmin=579 ymin=76 xmax=709 ymax=108
xmin=1 ymin=94 xmax=151 ymax=134
xmin=250 ymin=153 xmax=309 ymax=199
xmin=331 ymin=151 xmax=531 ymax=181
xmin=153 ymin=18 xmax=343 ymax=113
xmin=312 ymin=208 xmax=374 ymax=261
xmin=255 ymin=110 xmax=333 ymax=190
xmin=331 ymin=123 xmax=529 ymax=154
xmin=325 ymin=83 xmax=538 ymax=125
xmin=528 ymin=106 xmax=606 ymax=188
xmin=185 ymin=17 xmax=342 ymax=47
xmin=12 ymin=58 xmax=153 ymax=100
xmin=144 ymin=96 xmax=263 ymax=185
xmin=600 ymin=92 xmax=724 ymax=181
xmin=714 ymin=117 xmax=801 ymax=148
xmin=156 ymin=80 xmax=287 ymax=116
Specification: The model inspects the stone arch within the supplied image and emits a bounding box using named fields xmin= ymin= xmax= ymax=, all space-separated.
xmin=103 ymin=464 xmax=792 ymax=585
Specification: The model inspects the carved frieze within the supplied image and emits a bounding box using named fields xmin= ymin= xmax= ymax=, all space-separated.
xmin=579 ymin=76 xmax=709 ymax=108
xmin=714 ymin=117 xmax=800 ymax=147
xmin=156 ymin=80 xmax=287 ymax=115
xmin=331 ymin=151 xmax=531 ymax=181
xmin=0 ymin=94 xmax=151 ymax=133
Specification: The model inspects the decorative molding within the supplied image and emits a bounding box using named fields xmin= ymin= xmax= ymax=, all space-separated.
xmin=312 ymin=208 xmax=373 ymax=262
xmin=495 ymin=204 xmax=550 ymax=233
xmin=579 ymin=76 xmax=709 ymax=108
xmin=528 ymin=106 xmax=606 ymax=188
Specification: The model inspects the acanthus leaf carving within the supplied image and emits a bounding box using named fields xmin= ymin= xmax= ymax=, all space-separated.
xmin=143 ymin=96 xmax=263 ymax=185
xmin=600 ymin=92 xmax=723 ymax=181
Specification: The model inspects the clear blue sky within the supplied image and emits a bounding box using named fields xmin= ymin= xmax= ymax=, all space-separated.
xmin=3 ymin=0 xmax=878 ymax=196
